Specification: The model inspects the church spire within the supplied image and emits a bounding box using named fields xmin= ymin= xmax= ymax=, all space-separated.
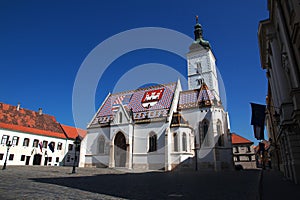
xmin=194 ymin=15 xmax=203 ymax=40
xmin=193 ymin=16 xmax=211 ymax=49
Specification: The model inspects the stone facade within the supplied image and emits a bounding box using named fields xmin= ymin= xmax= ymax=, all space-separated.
xmin=258 ymin=0 xmax=300 ymax=183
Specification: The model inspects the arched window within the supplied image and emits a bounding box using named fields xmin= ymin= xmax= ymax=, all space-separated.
xmin=202 ymin=119 xmax=209 ymax=146
xmin=99 ymin=135 xmax=105 ymax=154
xmin=217 ymin=120 xmax=224 ymax=146
xmin=173 ymin=133 xmax=178 ymax=152
xmin=119 ymin=112 xmax=122 ymax=123
xmin=148 ymin=133 xmax=157 ymax=152
xmin=182 ymin=132 xmax=187 ymax=152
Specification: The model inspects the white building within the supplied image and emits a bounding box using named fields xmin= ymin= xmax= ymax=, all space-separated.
xmin=0 ymin=103 xmax=86 ymax=167
xmin=80 ymin=19 xmax=233 ymax=171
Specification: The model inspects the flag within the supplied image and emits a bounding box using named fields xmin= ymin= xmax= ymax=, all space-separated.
xmin=39 ymin=141 xmax=43 ymax=152
xmin=48 ymin=143 xmax=54 ymax=153
xmin=250 ymin=103 xmax=266 ymax=140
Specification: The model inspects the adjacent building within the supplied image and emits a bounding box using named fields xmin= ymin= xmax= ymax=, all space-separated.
xmin=258 ymin=0 xmax=300 ymax=183
xmin=0 ymin=102 xmax=86 ymax=167
xmin=231 ymin=133 xmax=256 ymax=169
xmin=80 ymin=19 xmax=234 ymax=171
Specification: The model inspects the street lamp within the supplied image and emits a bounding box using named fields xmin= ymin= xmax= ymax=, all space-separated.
xmin=71 ymin=136 xmax=81 ymax=174
xmin=2 ymin=141 xmax=12 ymax=170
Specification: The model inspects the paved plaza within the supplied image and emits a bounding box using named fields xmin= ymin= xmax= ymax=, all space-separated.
xmin=0 ymin=166 xmax=299 ymax=200
xmin=0 ymin=166 xmax=261 ymax=200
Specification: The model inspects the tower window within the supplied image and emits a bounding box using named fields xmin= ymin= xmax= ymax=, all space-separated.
xmin=197 ymin=78 xmax=204 ymax=86
xmin=196 ymin=62 xmax=202 ymax=73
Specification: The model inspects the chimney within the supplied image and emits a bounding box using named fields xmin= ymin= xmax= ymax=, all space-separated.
xmin=38 ymin=108 xmax=43 ymax=115
xmin=17 ymin=102 xmax=20 ymax=111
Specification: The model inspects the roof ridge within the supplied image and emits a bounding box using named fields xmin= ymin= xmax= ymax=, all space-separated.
xmin=110 ymin=81 xmax=177 ymax=96
xmin=0 ymin=102 xmax=55 ymax=119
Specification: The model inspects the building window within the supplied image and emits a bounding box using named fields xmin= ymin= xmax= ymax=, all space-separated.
xmin=23 ymin=138 xmax=30 ymax=147
xmin=48 ymin=157 xmax=52 ymax=162
xmin=196 ymin=62 xmax=202 ymax=73
xmin=248 ymin=156 xmax=252 ymax=161
xmin=42 ymin=141 xmax=48 ymax=148
xmin=56 ymin=157 xmax=59 ymax=162
xmin=99 ymin=136 xmax=105 ymax=154
xmin=49 ymin=142 xmax=55 ymax=151
xmin=9 ymin=154 xmax=14 ymax=161
xmin=247 ymin=146 xmax=251 ymax=152
xmin=217 ymin=120 xmax=223 ymax=146
xmin=148 ymin=133 xmax=157 ymax=152
xmin=33 ymin=139 xmax=39 ymax=147
xmin=235 ymin=146 xmax=239 ymax=153
xmin=196 ymin=78 xmax=204 ymax=86
xmin=12 ymin=136 xmax=19 ymax=146
xmin=67 ymin=155 xmax=71 ymax=162
xmin=1 ymin=135 xmax=9 ymax=144
xmin=200 ymin=120 xmax=209 ymax=146
xmin=21 ymin=155 xmax=25 ymax=161
xmin=182 ymin=132 xmax=187 ymax=152
xmin=68 ymin=144 xmax=73 ymax=151
xmin=173 ymin=133 xmax=178 ymax=152
xmin=0 ymin=153 xmax=3 ymax=160
xmin=57 ymin=142 xmax=62 ymax=150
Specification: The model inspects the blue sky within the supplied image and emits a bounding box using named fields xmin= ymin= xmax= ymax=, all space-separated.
xmin=0 ymin=0 xmax=269 ymax=143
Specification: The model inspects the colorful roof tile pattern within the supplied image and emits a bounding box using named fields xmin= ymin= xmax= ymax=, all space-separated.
xmin=0 ymin=102 xmax=66 ymax=139
xmin=92 ymin=82 xmax=177 ymax=125
xmin=198 ymin=83 xmax=215 ymax=103
xmin=178 ymin=82 xmax=216 ymax=109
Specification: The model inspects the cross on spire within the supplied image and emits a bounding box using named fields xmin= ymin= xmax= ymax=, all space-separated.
xmin=196 ymin=15 xmax=199 ymax=24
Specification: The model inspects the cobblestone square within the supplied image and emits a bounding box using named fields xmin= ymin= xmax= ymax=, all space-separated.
xmin=0 ymin=166 xmax=261 ymax=200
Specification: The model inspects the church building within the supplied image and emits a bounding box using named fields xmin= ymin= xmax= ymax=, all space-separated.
xmin=80 ymin=18 xmax=233 ymax=171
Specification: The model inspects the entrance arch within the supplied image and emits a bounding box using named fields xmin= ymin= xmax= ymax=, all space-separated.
xmin=114 ymin=132 xmax=127 ymax=167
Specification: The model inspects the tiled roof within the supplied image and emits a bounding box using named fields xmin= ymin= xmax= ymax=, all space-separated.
xmin=61 ymin=124 xmax=87 ymax=140
xmin=231 ymin=133 xmax=253 ymax=145
xmin=170 ymin=112 xmax=189 ymax=128
xmin=92 ymin=82 xmax=177 ymax=125
xmin=178 ymin=82 xmax=216 ymax=109
xmin=0 ymin=102 xmax=66 ymax=139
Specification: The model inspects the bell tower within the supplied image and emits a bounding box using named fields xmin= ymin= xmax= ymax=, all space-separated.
xmin=187 ymin=16 xmax=220 ymax=101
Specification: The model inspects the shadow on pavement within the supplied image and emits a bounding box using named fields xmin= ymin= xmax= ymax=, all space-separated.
xmin=30 ymin=170 xmax=260 ymax=200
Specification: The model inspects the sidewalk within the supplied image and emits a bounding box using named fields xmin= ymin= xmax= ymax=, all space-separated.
xmin=260 ymin=169 xmax=300 ymax=200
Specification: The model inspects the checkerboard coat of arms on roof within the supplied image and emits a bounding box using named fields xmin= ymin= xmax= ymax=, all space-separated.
xmin=141 ymin=89 xmax=164 ymax=108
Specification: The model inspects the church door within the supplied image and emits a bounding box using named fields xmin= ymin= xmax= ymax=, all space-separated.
xmin=33 ymin=154 xmax=42 ymax=165
xmin=114 ymin=132 xmax=127 ymax=167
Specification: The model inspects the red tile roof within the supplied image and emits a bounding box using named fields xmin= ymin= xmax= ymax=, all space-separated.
xmin=0 ymin=102 xmax=66 ymax=139
xmin=231 ymin=133 xmax=253 ymax=145
xmin=61 ymin=124 xmax=87 ymax=140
